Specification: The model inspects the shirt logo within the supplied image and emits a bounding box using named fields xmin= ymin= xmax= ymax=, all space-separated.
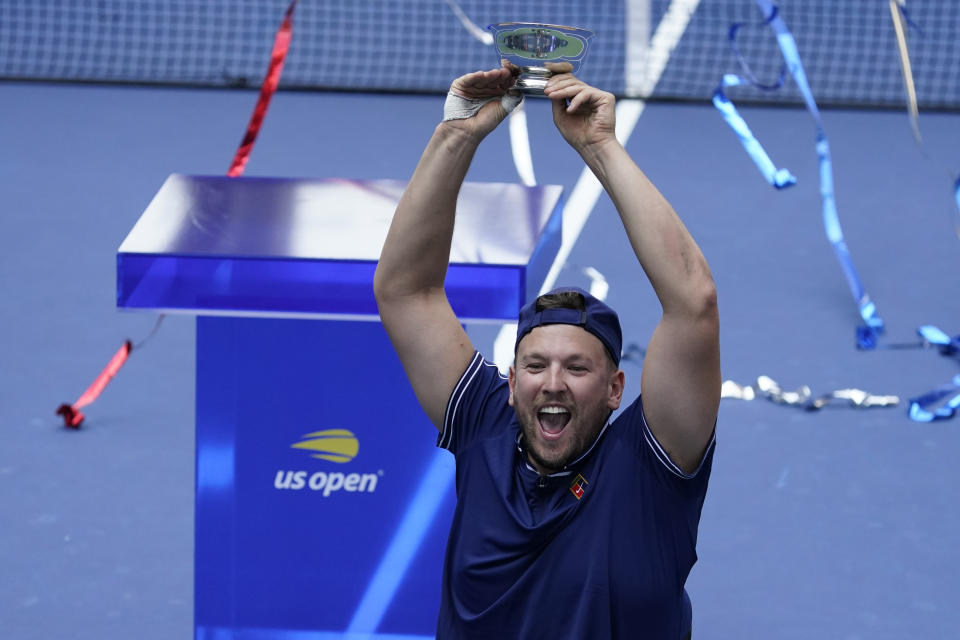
xmin=569 ymin=473 xmax=588 ymax=500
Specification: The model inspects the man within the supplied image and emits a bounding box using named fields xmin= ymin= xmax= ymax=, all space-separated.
xmin=373 ymin=64 xmax=720 ymax=639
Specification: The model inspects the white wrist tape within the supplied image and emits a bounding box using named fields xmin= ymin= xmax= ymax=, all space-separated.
xmin=442 ymin=90 xmax=523 ymax=122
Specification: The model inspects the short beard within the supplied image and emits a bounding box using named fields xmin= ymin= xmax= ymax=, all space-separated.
xmin=516 ymin=406 xmax=610 ymax=474
xmin=522 ymin=421 xmax=567 ymax=473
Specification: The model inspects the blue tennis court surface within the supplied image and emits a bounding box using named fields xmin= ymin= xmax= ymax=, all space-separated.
xmin=1 ymin=76 xmax=958 ymax=638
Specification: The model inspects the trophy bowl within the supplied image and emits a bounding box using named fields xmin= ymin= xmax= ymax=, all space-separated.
xmin=487 ymin=22 xmax=595 ymax=95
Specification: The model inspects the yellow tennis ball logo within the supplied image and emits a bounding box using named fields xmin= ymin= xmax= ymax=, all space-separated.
xmin=291 ymin=429 xmax=359 ymax=463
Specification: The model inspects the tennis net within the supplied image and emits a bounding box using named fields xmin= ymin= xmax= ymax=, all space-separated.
xmin=1 ymin=0 xmax=957 ymax=109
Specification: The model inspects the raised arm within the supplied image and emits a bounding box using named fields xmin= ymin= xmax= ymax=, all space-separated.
xmin=544 ymin=73 xmax=720 ymax=473
xmin=373 ymin=66 xmax=521 ymax=429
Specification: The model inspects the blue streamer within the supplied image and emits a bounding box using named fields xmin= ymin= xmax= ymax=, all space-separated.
xmin=712 ymin=77 xmax=796 ymax=189
xmin=919 ymin=325 xmax=951 ymax=345
xmin=907 ymin=327 xmax=960 ymax=422
xmin=897 ymin=4 xmax=924 ymax=36
xmin=716 ymin=1 xmax=885 ymax=344
xmin=712 ymin=14 xmax=795 ymax=190
xmin=918 ymin=325 xmax=960 ymax=359
xmin=908 ymin=375 xmax=960 ymax=422
xmin=729 ymin=18 xmax=788 ymax=91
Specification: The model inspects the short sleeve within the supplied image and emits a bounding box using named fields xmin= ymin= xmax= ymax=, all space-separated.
xmin=615 ymin=395 xmax=716 ymax=500
xmin=437 ymin=351 xmax=513 ymax=457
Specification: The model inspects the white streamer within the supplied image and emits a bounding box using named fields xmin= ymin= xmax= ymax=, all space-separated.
xmin=582 ymin=266 xmax=610 ymax=301
xmin=889 ymin=0 xmax=921 ymax=144
xmin=443 ymin=0 xmax=493 ymax=45
xmin=509 ymin=101 xmax=537 ymax=187
xmin=721 ymin=376 xmax=900 ymax=410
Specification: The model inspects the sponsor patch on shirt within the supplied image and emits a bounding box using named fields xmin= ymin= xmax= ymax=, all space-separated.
xmin=569 ymin=473 xmax=588 ymax=500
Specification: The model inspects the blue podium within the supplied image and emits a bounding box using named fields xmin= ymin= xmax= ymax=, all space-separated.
xmin=117 ymin=174 xmax=564 ymax=639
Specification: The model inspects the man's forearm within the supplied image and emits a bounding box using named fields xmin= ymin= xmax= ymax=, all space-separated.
xmin=579 ymin=140 xmax=716 ymax=318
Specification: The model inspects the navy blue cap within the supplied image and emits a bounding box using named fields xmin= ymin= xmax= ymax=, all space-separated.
xmin=515 ymin=287 xmax=623 ymax=366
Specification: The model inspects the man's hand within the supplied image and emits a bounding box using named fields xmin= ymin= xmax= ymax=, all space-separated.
xmin=442 ymin=65 xmax=521 ymax=142
xmin=543 ymin=67 xmax=617 ymax=157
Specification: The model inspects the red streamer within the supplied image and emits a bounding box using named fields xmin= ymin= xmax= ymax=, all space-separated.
xmin=57 ymin=341 xmax=133 ymax=428
xmin=57 ymin=2 xmax=299 ymax=428
xmin=227 ymin=0 xmax=299 ymax=177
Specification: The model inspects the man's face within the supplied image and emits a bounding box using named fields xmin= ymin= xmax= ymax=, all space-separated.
xmin=509 ymin=324 xmax=624 ymax=474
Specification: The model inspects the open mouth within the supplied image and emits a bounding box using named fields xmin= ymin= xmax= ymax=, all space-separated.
xmin=537 ymin=406 xmax=571 ymax=439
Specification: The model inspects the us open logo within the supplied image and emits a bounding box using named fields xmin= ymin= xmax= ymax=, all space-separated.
xmin=292 ymin=429 xmax=359 ymax=462
xmin=274 ymin=429 xmax=381 ymax=497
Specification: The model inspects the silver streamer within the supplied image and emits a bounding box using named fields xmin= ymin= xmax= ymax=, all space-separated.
xmin=724 ymin=375 xmax=900 ymax=411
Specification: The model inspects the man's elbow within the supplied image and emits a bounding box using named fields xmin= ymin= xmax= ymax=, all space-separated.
xmin=372 ymin=263 xmax=389 ymax=305
xmin=373 ymin=261 xmax=405 ymax=307
xmin=372 ymin=266 xmax=439 ymax=319
xmin=695 ymin=279 xmax=719 ymax=324
xmin=676 ymin=270 xmax=718 ymax=326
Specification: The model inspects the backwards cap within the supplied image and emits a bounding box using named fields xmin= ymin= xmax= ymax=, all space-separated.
xmin=515 ymin=287 xmax=623 ymax=366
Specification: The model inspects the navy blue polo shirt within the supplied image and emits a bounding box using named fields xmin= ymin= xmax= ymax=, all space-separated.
xmin=435 ymin=352 xmax=715 ymax=640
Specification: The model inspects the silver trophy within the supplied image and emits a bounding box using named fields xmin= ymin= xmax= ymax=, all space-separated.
xmin=488 ymin=22 xmax=595 ymax=95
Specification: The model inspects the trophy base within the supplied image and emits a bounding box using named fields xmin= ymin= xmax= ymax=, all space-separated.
xmin=515 ymin=66 xmax=550 ymax=95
